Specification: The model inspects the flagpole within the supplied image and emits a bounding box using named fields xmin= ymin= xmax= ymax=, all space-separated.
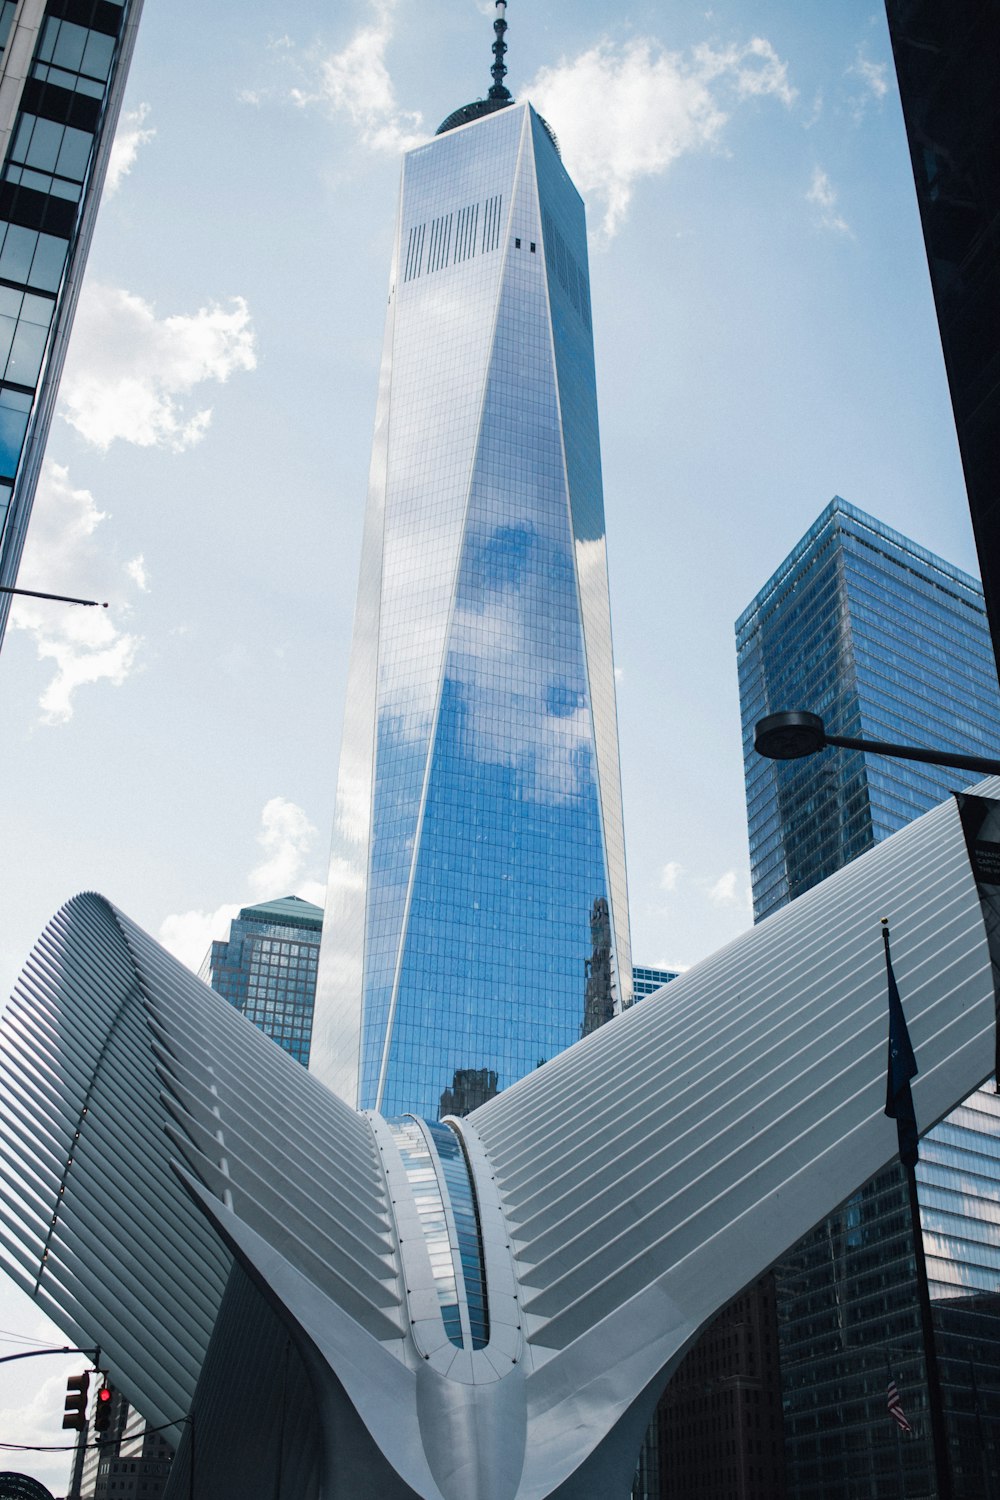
xmin=882 ymin=919 xmax=953 ymax=1500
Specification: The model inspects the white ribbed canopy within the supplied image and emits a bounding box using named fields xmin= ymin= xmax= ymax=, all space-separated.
xmin=1 ymin=786 xmax=996 ymax=1497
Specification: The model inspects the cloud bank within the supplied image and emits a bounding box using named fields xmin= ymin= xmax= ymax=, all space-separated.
xmin=526 ymin=35 xmax=796 ymax=236
xmin=292 ymin=0 xmax=425 ymax=154
xmin=159 ymin=797 xmax=327 ymax=973
xmin=105 ymin=102 xmax=155 ymax=196
xmin=60 ymin=285 xmax=257 ymax=450
xmin=9 ymin=463 xmax=144 ymax=723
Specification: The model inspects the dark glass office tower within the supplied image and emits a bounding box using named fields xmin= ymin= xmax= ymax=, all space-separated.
xmin=312 ymin=92 xmax=632 ymax=1118
xmin=738 ymin=496 xmax=1000 ymax=923
xmin=201 ymin=896 xmax=322 ymax=1067
xmin=883 ymin=0 xmax=1000 ymax=680
xmin=0 ymin=0 xmax=144 ymax=649
xmin=737 ymin=496 xmax=1000 ymax=1499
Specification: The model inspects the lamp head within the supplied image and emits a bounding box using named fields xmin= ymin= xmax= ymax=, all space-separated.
xmin=754 ymin=711 xmax=828 ymax=761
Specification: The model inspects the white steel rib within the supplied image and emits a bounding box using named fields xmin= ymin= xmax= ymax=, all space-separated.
xmin=0 ymin=787 xmax=997 ymax=1498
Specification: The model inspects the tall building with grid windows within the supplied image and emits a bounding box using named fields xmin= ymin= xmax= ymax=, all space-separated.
xmin=737 ymin=496 xmax=1000 ymax=1499
xmin=312 ymin=61 xmax=631 ymax=1119
xmin=0 ymin=0 xmax=144 ymax=650
xmin=739 ymin=495 xmax=1000 ymax=922
xmin=632 ymin=964 xmax=678 ymax=1000
xmin=201 ymin=896 xmax=322 ymax=1068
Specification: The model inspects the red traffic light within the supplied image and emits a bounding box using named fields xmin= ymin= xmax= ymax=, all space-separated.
xmin=62 ymin=1372 xmax=90 ymax=1431
xmin=94 ymin=1382 xmax=114 ymax=1433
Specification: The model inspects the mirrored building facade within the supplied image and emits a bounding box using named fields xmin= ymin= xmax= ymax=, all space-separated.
xmin=0 ymin=0 xmax=144 ymax=649
xmin=313 ymin=99 xmax=631 ymax=1118
xmin=737 ymin=497 xmax=1000 ymax=1499
xmin=200 ymin=895 xmax=322 ymax=1068
xmin=738 ymin=496 xmax=1000 ymax=923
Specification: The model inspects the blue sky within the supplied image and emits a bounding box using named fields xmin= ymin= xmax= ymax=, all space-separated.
xmin=0 ymin=0 xmax=979 ymax=1482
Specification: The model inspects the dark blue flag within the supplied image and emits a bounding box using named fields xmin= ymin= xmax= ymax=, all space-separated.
xmin=882 ymin=920 xmax=919 ymax=1168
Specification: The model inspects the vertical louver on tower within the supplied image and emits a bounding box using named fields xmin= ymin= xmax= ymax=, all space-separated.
xmin=313 ymin=103 xmax=631 ymax=1116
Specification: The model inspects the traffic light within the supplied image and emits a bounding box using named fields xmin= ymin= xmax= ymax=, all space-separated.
xmin=94 ymin=1383 xmax=114 ymax=1433
xmin=62 ymin=1372 xmax=90 ymax=1431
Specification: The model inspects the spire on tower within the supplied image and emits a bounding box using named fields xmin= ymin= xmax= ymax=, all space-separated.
xmin=488 ymin=0 xmax=511 ymax=102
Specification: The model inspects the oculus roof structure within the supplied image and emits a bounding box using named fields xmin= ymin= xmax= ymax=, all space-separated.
xmin=0 ymin=786 xmax=998 ymax=1499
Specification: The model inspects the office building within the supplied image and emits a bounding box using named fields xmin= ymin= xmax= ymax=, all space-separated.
xmin=0 ymin=0 xmax=144 ymax=649
xmin=737 ymin=497 xmax=1000 ymax=1498
xmin=883 ymin=0 xmax=1000 ymax=678
xmin=200 ymin=895 xmax=322 ymax=1067
xmin=632 ymin=964 xmax=678 ymax=1000
xmin=312 ymin=12 xmax=632 ymax=1119
xmin=1 ymin=787 xmax=995 ymax=1498
xmin=739 ymin=496 xmax=1000 ymax=922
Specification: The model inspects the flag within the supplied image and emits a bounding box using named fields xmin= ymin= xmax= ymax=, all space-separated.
xmin=887 ymin=1377 xmax=912 ymax=1434
xmin=882 ymin=920 xmax=919 ymax=1168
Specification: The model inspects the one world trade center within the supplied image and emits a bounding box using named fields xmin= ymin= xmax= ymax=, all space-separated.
xmin=312 ymin=6 xmax=632 ymax=1118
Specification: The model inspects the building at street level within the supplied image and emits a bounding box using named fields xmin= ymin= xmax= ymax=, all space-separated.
xmin=312 ymin=60 xmax=632 ymax=1118
xmin=737 ymin=496 xmax=1000 ymax=1499
xmin=0 ymin=0 xmax=144 ymax=650
xmin=200 ymin=895 xmax=322 ymax=1067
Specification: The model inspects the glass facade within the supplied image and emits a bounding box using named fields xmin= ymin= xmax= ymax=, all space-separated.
xmin=884 ymin=0 xmax=1000 ymax=677
xmin=632 ymin=965 xmax=678 ymax=1000
xmin=387 ymin=1115 xmax=489 ymax=1351
xmin=200 ymin=895 xmax=322 ymax=1068
xmin=0 ymin=0 xmax=143 ymax=648
xmin=313 ymin=102 xmax=631 ymax=1119
xmin=736 ymin=496 xmax=1000 ymax=1498
xmin=738 ymin=496 xmax=1000 ymax=922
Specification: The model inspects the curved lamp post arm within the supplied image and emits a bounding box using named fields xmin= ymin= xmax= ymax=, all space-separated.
xmin=754 ymin=711 xmax=1000 ymax=777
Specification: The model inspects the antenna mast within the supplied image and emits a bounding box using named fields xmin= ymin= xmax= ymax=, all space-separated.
xmin=489 ymin=1 xmax=511 ymax=101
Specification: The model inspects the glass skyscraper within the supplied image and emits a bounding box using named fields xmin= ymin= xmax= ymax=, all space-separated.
xmin=312 ymin=89 xmax=631 ymax=1118
xmin=737 ymin=496 xmax=1000 ymax=1499
xmin=739 ymin=495 xmax=1000 ymax=922
xmin=0 ymin=0 xmax=144 ymax=649
xmin=632 ymin=964 xmax=678 ymax=1000
xmin=200 ymin=895 xmax=322 ymax=1068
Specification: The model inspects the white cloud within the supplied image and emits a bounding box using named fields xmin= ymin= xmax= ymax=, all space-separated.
xmin=293 ymin=0 xmax=425 ymax=155
xmin=691 ymin=36 xmax=796 ymax=106
xmin=704 ymin=869 xmax=752 ymax=909
xmin=9 ymin=463 xmax=143 ymax=723
xmin=158 ymin=798 xmax=327 ymax=974
xmin=248 ymin=796 xmax=319 ymax=900
xmin=526 ymin=33 xmax=795 ymax=237
xmin=125 ymin=554 xmax=149 ymax=591
xmin=0 ymin=1365 xmax=75 ymax=1493
xmin=158 ymin=902 xmax=242 ymax=975
xmin=59 ymin=285 xmax=257 ymax=451
xmin=847 ymin=49 xmax=890 ymax=120
xmin=660 ymin=860 xmax=683 ymax=892
xmin=807 ymin=165 xmax=852 ymax=236
xmin=105 ymin=103 xmax=155 ymax=196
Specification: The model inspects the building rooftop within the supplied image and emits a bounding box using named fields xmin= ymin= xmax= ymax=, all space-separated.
xmin=236 ymin=895 xmax=323 ymax=931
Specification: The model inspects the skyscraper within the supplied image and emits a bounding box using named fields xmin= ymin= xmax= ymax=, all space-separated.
xmin=0 ymin=0 xmax=144 ymax=649
xmin=312 ymin=7 xmax=631 ymax=1118
xmin=200 ymin=895 xmax=322 ymax=1068
xmin=883 ymin=0 xmax=1000 ymax=678
xmin=739 ymin=495 xmax=1000 ymax=922
xmin=737 ymin=496 xmax=1000 ymax=1499
xmin=632 ymin=964 xmax=679 ymax=1000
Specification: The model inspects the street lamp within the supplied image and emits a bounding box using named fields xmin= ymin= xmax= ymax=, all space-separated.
xmin=754 ymin=710 xmax=1000 ymax=778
